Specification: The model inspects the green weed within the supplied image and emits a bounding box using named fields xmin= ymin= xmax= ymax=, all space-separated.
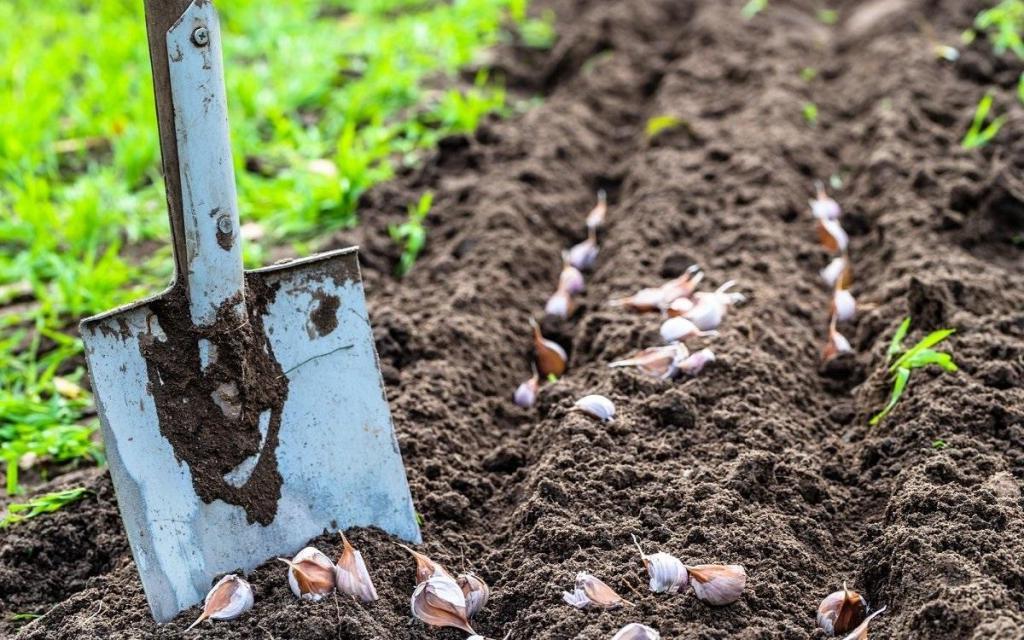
xmin=742 ymin=0 xmax=769 ymax=19
xmin=390 ymin=192 xmax=434 ymax=277
xmin=803 ymin=102 xmax=819 ymax=126
xmin=871 ymin=317 xmax=958 ymax=426
xmin=0 ymin=486 xmax=89 ymax=528
xmin=645 ymin=115 xmax=686 ymax=139
xmin=962 ymin=92 xmax=1006 ymax=148
xmin=817 ymin=8 xmax=838 ymax=25
xmin=973 ymin=0 xmax=1024 ymax=59
xmin=800 ymin=67 xmax=819 ymax=82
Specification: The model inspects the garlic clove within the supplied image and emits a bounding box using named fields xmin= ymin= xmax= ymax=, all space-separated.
xmin=559 ymin=262 xmax=586 ymax=295
xmin=612 ymin=623 xmax=661 ymax=640
xmin=411 ymin=572 xmax=475 ymax=635
xmin=811 ymin=183 xmax=842 ymax=221
xmin=632 ymin=535 xmax=688 ymax=594
xmin=562 ymin=572 xmax=630 ymax=609
xmin=833 ymin=289 xmax=856 ymax=323
xmin=609 ymin=343 xmax=689 ymax=379
xmin=665 ymin=296 xmax=695 ymax=317
xmin=335 ymin=533 xmax=379 ymax=603
xmin=822 ymin=318 xmax=853 ymax=362
xmin=457 ymin=572 xmax=490 ymax=619
xmin=567 ymin=232 xmax=599 ymax=270
xmin=841 ymin=606 xmax=886 ymax=640
xmin=586 ymin=189 xmax=608 ymax=232
xmin=678 ymin=348 xmax=716 ymax=376
xmin=817 ymin=584 xmax=867 ymax=636
xmin=529 ymin=317 xmax=567 ymax=377
xmin=817 ymin=218 xmax=849 ymax=253
xmin=398 ymin=544 xmax=451 ymax=584
xmin=686 ymin=564 xmax=746 ymax=605
xmin=608 ymin=286 xmax=666 ymax=312
xmin=609 ymin=266 xmax=703 ymax=313
xmin=185 ymin=574 xmax=254 ymax=631
xmin=278 ymin=547 xmax=336 ymax=601
xmin=658 ymin=264 xmax=704 ymax=304
xmin=545 ymin=287 xmax=573 ymax=319
xmin=685 ymin=281 xmax=744 ymax=331
xmin=573 ymin=394 xmax=615 ymax=422
xmin=821 ymin=256 xmax=852 ymax=289
xmin=514 ymin=373 xmax=540 ymax=408
xmin=660 ymin=316 xmax=717 ymax=344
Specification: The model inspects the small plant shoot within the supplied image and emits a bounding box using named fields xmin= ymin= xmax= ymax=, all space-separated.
xmin=871 ymin=317 xmax=958 ymax=426
xmin=390 ymin=192 xmax=435 ymax=277
xmin=0 ymin=487 xmax=89 ymax=528
xmin=962 ymin=92 xmax=1005 ymax=149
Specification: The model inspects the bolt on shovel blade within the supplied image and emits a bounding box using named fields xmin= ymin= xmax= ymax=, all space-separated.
xmin=81 ymin=247 xmax=420 ymax=623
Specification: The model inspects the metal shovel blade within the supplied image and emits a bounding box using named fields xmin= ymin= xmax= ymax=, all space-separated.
xmin=79 ymin=0 xmax=419 ymax=623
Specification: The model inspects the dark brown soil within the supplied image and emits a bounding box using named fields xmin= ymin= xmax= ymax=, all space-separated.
xmin=4 ymin=0 xmax=1024 ymax=638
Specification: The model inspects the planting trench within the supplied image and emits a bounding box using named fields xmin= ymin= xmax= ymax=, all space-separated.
xmin=3 ymin=0 xmax=1024 ymax=638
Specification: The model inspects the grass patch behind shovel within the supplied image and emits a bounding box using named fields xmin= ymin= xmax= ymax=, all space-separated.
xmin=870 ymin=317 xmax=958 ymax=426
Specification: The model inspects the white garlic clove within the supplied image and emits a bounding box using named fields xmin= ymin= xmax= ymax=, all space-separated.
xmin=833 ymin=289 xmax=856 ymax=323
xmin=659 ymin=316 xmax=717 ymax=344
xmin=559 ymin=262 xmax=586 ymax=295
xmin=817 ymin=218 xmax=849 ymax=253
xmin=457 ymin=572 xmax=490 ymax=619
xmin=609 ymin=266 xmax=703 ymax=313
xmin=185 ymin=574 xmax=254 ymax=631
xmin=398 ymin=544 xmax=451 ymax=585
xmin=608 ymin=286 xmax=666 ymax=312
xmin=821 ymin=256 xmax=851 ymax=288
xmin=687 ymin=564 xmax=746 ymax=606
xmin=823 ymin=319 xmax=853 ymax=363
xmin=411 ymin=572 xmax=475 ymax=634
xmin=658 ymin=264 xmax=704 ymax=304
xmin=573 ymin=394 xmax=615 ymax=422
xmin=586 ymin=189 xmax=608 ymax=232
xmin=665 ymin=296 xmax=695 ymax=317
xmin=562 ymin=572 xmax=630 ymax=609
xmin=632 ymin=535 xmax=688 ymax=594
xmin=685 ymin=281 xmax=744 ymax=331
xmin=612 ymin=623 xmax=661 ymax=640
xmin=278 ymin=547 xmax=336 ymax=601
xmin=811 ymin=184 xmax=842 ymax=220
xmin=817 ymin=584 xmax=867 ymax=636
xmin=841 ymin=606 xmax=886 ymax=640
xmin=567 ymin=233 xmax=599 ymax=270
xmin=514 ymin=374 xmax=540 ymax=408
xmin=530 ymin=318 xmax=567 ymax=377
xmin=678 ymin=348 xmax=716 ymax=376
xmin=545 ymin=287 xmax=573 ymax=319
xmin=335 ymin=533 xmax=378 ymax=603
xmin=609 ymin=343 xmax=689 ymax=379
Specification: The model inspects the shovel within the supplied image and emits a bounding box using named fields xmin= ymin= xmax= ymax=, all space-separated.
xmin=80 ymin=0 xmax=419 ymax=622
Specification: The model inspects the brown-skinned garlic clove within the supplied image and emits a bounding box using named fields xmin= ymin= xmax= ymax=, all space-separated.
xmin=832 ymin=289 xmax=856 ymax=323
xmin=632 ymin=535 xmax=688 ymax=594
xmin=817 ymin=584 xmax=867 ymax=636
xmin=278 ymin=547 xmax=336 ymax=601
xmin=686 ymin=564 xmax=746 ymax=605
xmin=586 ymin=189 xmax=608 ymax=232
xmin=398 ymin=544 xmax=451 ymax=584
xmin=840 ymin=606 xmax=885 ymax=640
xmin=411 ymin=570 xmax=476 ymax=635
xmin=335 ymin=533 xmax=378 ymax=602
xmin=612 ymin=623 xmax=661 ymax=640
xmin=816 ymin=218 xmax=849 ymax=253
xmin=573 ymin=394 xmax=615 ymax=422
xmin=185 ymin=574 xmax=254 ymax=632
xmin=609 ymin=343 xmax=689 ymax=379
xmin=567 ymin=231 xmax=599 ymax=270
xmin=529 ymin=317 xmax=567 ymax=377
xmin=514 ymin=372 xmax=540 ymax=408
xmin=562 ymin=572 xmax=631 ymax=609
xmin=457 ymin=572 xmax=490 ymax=619
xmin=660 ymin=316 xmax=717 ymax=344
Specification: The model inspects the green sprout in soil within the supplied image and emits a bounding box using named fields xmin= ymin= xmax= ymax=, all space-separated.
xmin=742 ymin=0 xmax=769 ymax=19
xmin=390 ymin=192 xmax=434 ymax=277
xmin=645 ymin=115 xmax=686 ymax=139
xmin=932 ymin=439 xmax=949 ymax=449
xmin=973 ymin=0 xmax=1024 ymax=59
xmin=817 ymin=8 xmax=838 ymax=25
xmin=0 ymin=486 xmax=89 ymax=528
xmin=1018 ymin=71 xmax=1024 ymax=103
xmin=870 ymin=317 xmax=958 ymax=426
xmin=803 ymin=102 xmax=819 ymax=126
xmin=962 ymin=92 xmax=1006 ymax=149
xmin=800 ymin=67 xmax=819 ymax=82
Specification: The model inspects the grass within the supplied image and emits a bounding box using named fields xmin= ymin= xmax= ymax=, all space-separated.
xmin=741 ymin=0 xmax=768 ymax=19
xmin=0 ymin=0 xmax=549 ymax=495
xmin=0 ymin=487 xmax=89 ymax=528
xmin=802 ymin=102 xmax=819 ymax=126
xmin=389 ymin=191 xmax=434 ymax=276
xmin=645 ymin=115 xmax=686 ymax=139
xmin=961 ymin=92 xmax=1006 ymax=149
xmin=870 ymin=317 xmax=958 ymax=426
xmin=973 ymin=0 xmax=1024 ymax=59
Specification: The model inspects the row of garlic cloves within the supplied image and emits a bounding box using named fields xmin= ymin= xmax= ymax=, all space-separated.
xmin=812 ymin=183 xmax=858 ymax=364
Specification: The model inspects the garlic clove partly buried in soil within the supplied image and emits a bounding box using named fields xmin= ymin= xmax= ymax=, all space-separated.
xmin=573 ymin=394 xmax=615 ymax=422
xmin=684 ymin=281 xmax=745 ymax=331
xmin=457 ymin=572 xmax=490 ymax=619
xmin=632 ymin=535 xmax=688 ymax=594
xmin=832 ymin=289 xmax=856 ymax=323
xmin=811 ymin=183 xmax=842 ymax=221
xmin=586 ymin=189 xmax=608 ymax=232
xmin=562 ymin=571 xmax=631 ymax=610
xmin=185 ymin=574 xmax=254 ymax=632
xmin=608 ymin=265 xmax=703 ymax=313
xmin=545 ymin=286 xmax=573 ymax=319
xmin=677 ymin=348 xmax=716 ymax=376
xmin=609 ymin=343 xmax=689 ymax=379
xmin=686 ymin=564 xmax=747 ymax=606
xmin=816 ymin=218 xmax=849 ymax=253
xmin=398 ymin=544 xmax=451 ymax=584
xmin=529 ymin=317 xmax=568 ymax=377
xmin=823 ymin=319 xmax=853 ymax=363
xmin=278 ymin=547 xmax=336 ymax=601
xmin=411 ymin=570 xmax=476 ymax=635
xmin=559 ymin=260 xmax=586 ymax=295
xmin=608 ymin=286 xmax=667 ymax=312
xmin=817 ymin=584 xmax=867 ymax=636
xmin=660 ymin=316 xmax=717 ymax=344
xmin=612 ymin=623 xmax=661 ymax=640
xmin=840 ymin=606 xmax=885 ymax=640
xmin=820 ymin=256 xmax=852 ymax=289
xmin=335 ymin=533 xmax=378 ymax=603
xmin=568 ymin=231 xmax=600 ymax=270
xmin=514 ymin=373 xmax=540 ymax=408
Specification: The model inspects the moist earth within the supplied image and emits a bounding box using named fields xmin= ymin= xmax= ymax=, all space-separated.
xmin=3 ymin=0 xmax=1024 ymax=638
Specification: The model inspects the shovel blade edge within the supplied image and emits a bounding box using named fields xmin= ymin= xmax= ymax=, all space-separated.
xmin=81 ymin=247 xmax=420 ymax=623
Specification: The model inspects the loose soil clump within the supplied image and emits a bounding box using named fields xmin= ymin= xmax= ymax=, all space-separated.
xmin=3 ymin=0 xmax=1024 ymax=638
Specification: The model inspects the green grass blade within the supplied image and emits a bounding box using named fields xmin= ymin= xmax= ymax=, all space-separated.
xmin=904 ymin=348 xmax=959 ymax=372
xmin=0 ymin=486 xmax=89 ymax=528
xmin=887 ymin=316 xmax=912 ymax=363
xmin=891 ymin=328 xmax=955 ymax=372
xmin=870 ymin=366 xmax=911 ymax=426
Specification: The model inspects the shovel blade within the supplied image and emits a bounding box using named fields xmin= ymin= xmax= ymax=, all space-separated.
xmin=81 ymin=247 xmax=419 ymax=622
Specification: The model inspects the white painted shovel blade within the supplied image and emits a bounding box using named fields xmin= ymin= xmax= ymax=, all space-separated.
xmin=80 ymin=247 xmax=420 ymax=623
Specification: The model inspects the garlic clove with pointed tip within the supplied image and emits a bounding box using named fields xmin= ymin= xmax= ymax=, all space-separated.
xmin=823 ymin=318 xmax=853 ymax=362
xmin=820 ymin=256 xmax=852 ymax=288
xmin=529 ymin=317 xmax=567 ymax=377
xmin=609 ymin=343 xmax=689 ymax=379
xmin=559 ymin=261 xmax=586 ymax=295
xmin=278 ymin=547 xmax=336 ymax=601
xmin=684 ymin=281 xmax=744 ymax=331
xmin=660 ymin=316 xmax=718 ymax=344
xmin=567 ymin=231 xmax=599 ymax=270
xmin=545 ymin=287 xmax=573 ymax=319
xmin=562 ymin=571 xmax=630 ymax=609
xmin=665 ymin=296 xmax=695 ymax=317
xmin=185 ymin=574 xmax=254 ymax=632
xmin=398 ymin=545 xmax=451 ymax=585
xmin=678 ymin=348 xmax=716 ymax=376
xmin=840 ymin=606 xmax=885 ymax=640
xmin=573 ymin=394 xmax=615 ymax=422
xmin=632 ymin=535 xmax=688 ymax=594
xmin=457 ymin=572 xmax=490 ymax=619
xmin=514 ymin=373 xmax=540 ymax=408
xmin=586 ymin=189 xmax=608 ymax=232
xmin=608 ymin=286 xmax=667 ymax=312
xmin=686 ymin=564 xmax=746 ymax=605
xmin=335 ymin=533 xmax=378 ymax=603
xmin=411 ymin=571 xmax=475 ymax=635
xmin=818 ymin=584 xmax=867 ymax=636
xmin=608 ymin=266 xmax=703 ymax=312
xmin=817 ymin=218 xmax=849 ymax=253
xmin=811 ymin=183 xmax=842 ymax=221
xmin=832 ymin=289 xmax=856 ymax=322
xmin=612 ymin=623 xmax=661 ymax=640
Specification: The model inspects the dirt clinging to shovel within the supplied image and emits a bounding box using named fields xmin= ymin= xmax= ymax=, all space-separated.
xmin=141 ymin=277 xmax=287 ymax=526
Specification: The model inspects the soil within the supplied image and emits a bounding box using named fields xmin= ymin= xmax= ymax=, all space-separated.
xmin=4 ymin=0 xmax=1024 ymax=638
